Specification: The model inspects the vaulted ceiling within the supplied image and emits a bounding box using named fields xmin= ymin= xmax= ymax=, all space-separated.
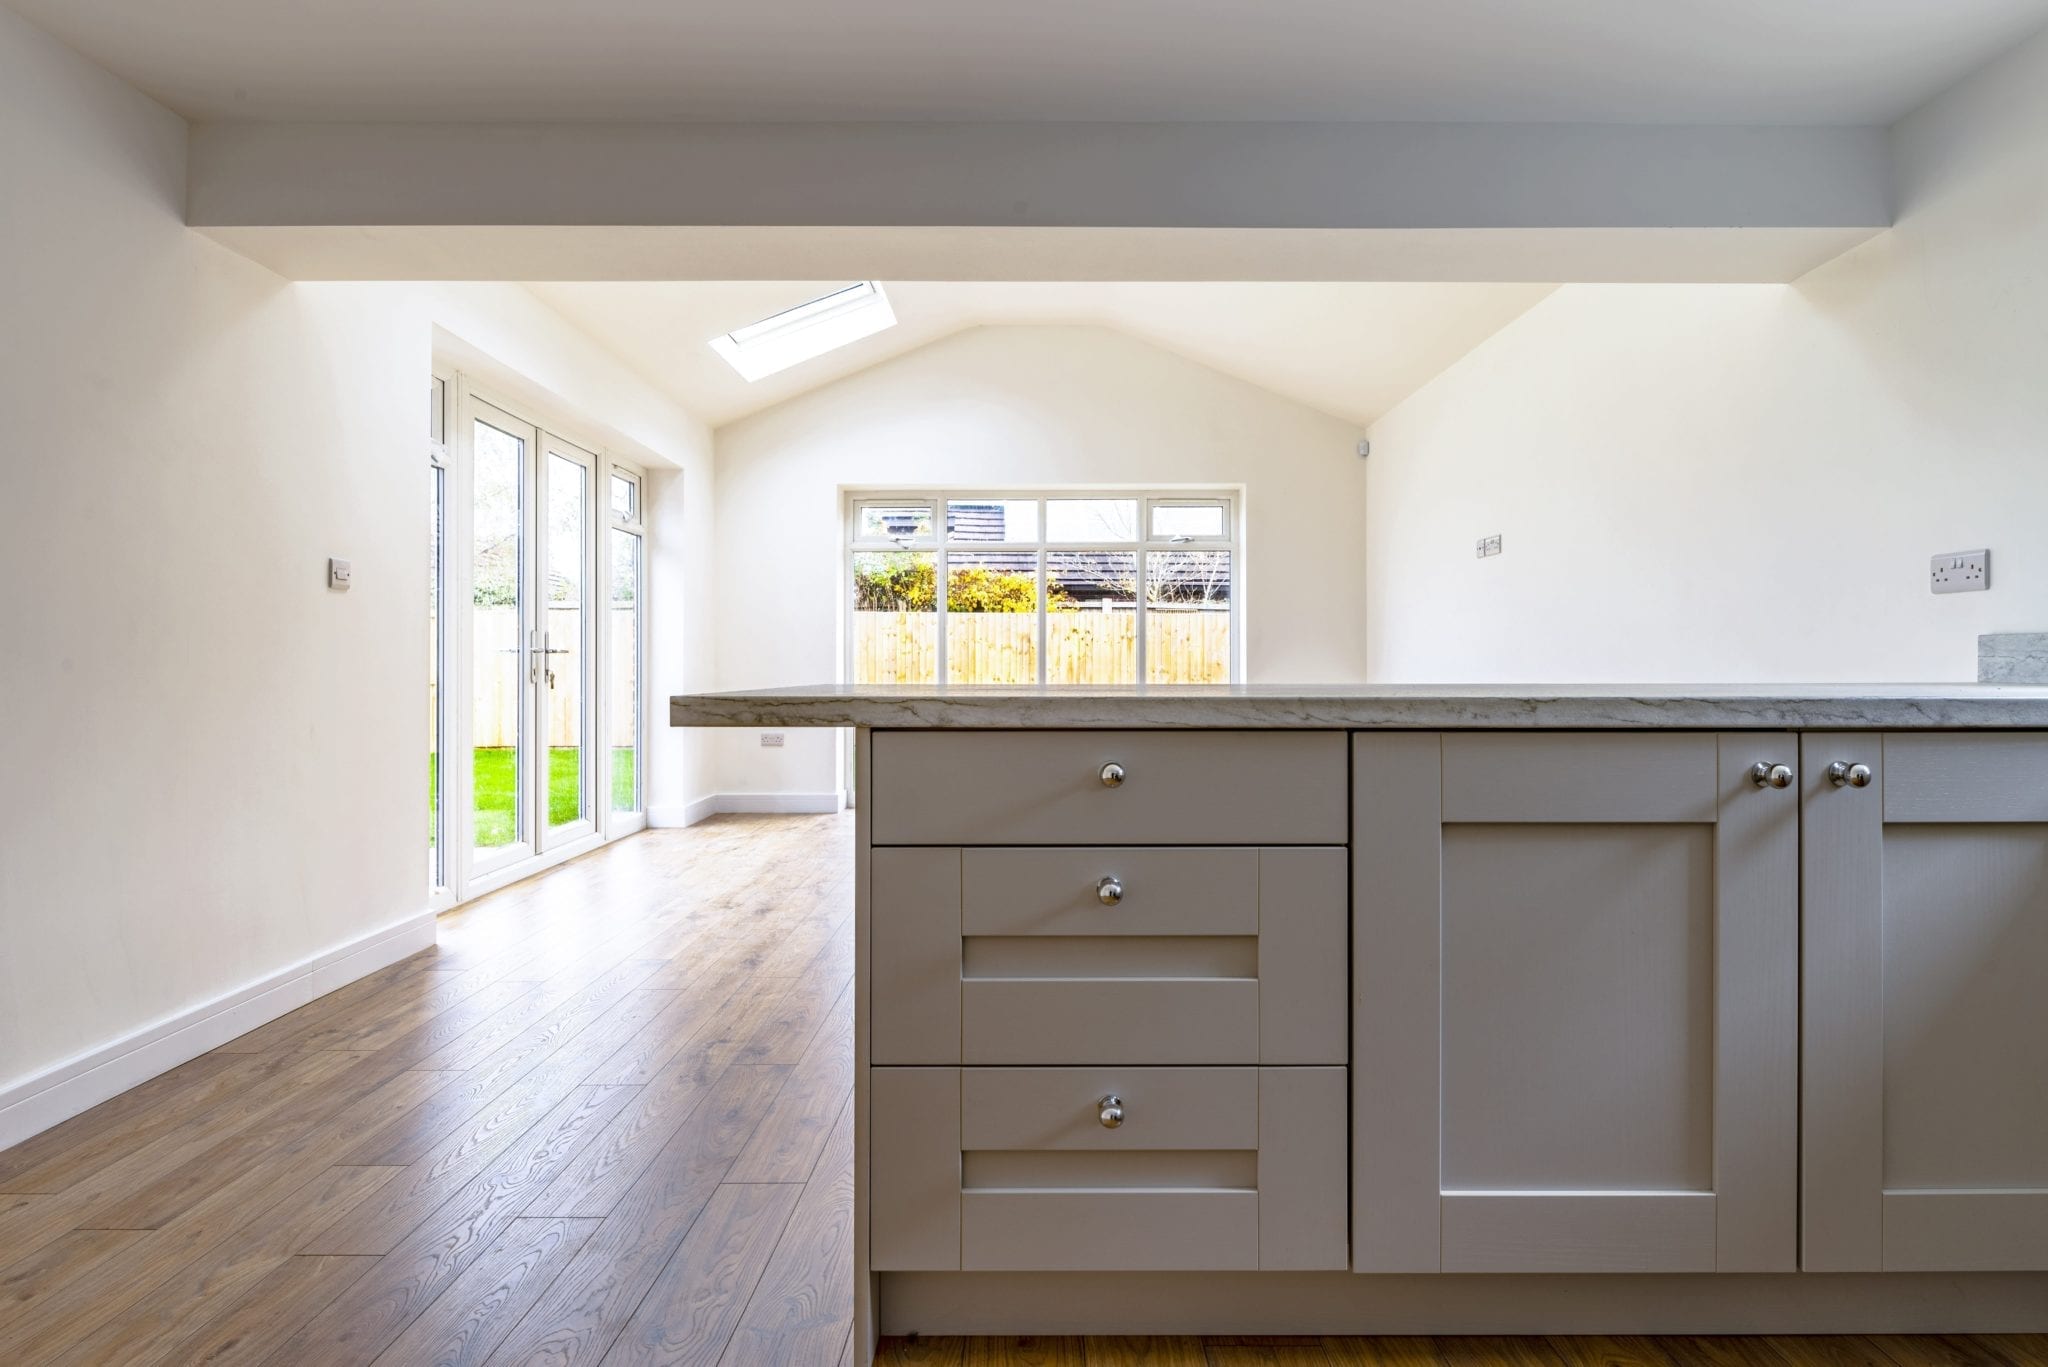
xmin=525 ymin=281 xmax=1558 ymax=428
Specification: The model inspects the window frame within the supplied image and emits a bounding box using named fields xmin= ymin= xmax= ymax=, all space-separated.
xmin=843 ymin=488 xmax=1241 ymax=687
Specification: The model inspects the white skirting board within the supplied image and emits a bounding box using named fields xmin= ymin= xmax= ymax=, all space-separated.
xmin=0 ymin=909 xmax=438 ymax=1151
xmin=878 ymin=1271 xmax=2048 ymax=1338
xmin=651 ymin=793 xmax=845 ymax=826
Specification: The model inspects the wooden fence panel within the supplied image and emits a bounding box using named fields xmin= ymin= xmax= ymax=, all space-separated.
xmin=853 ymin=610 xmax=1228 ymax=686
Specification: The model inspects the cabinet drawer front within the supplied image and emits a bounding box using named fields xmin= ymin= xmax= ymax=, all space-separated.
xmin=964 ymin=848 xmax=1257 ymax=936
xmin=873 ymin=1065 xmax=1346 ymax=1272
xmin=878 ymin=846 xmax=1345 ymax=1066
xmin=871 ymin=730 xmax=1346 ymax=846
xmin=963 ymin=979 xmax=1258 ymax=1064
xmin=963 ymin=1191 xmax=1258 ymax=1271
xmin=962 ymin=1066 xmax=1258 ymax=1149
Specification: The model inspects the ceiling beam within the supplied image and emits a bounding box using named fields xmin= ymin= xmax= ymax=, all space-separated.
xmin=187 ymin=120 xmax=1890 ymax=282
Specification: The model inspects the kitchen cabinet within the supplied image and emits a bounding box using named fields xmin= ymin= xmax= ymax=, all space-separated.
xmin=1352 ymin=732 xmax=1801 ymax=1272
xmin=1802 ymin=732 xmax=2048 ymax=1270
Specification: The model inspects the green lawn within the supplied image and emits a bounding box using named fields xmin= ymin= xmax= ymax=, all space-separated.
xmin=431 ymin=747 xmax=636 ymax=849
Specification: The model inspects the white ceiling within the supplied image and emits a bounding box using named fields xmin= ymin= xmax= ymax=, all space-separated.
xmin=525 ymin=281 xmax=1557 ymax=429
xmin=12 ymin=0 xmax=2046 ymax=124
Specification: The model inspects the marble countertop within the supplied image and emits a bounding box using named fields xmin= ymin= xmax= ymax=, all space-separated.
xmin=668 ymin=682 xmax=2048 ymax=730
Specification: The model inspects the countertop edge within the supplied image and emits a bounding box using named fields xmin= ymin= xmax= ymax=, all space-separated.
xmin=669 ymin=690 xmax=2048 ymax=731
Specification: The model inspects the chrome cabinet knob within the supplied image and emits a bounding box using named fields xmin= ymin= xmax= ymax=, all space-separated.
xmin=1828 ymin=761 xmax=1874 ymax=789
xmin=1750 ymin=762 xmax=1795 ymax=790
xmin=1099 ymin=762 xmax=1125 ymax=788
xmin=1096 ymin=876 xmax=1123 ymax=906
xmin=1098 ymin=1094 xmax=1125 ymax=1129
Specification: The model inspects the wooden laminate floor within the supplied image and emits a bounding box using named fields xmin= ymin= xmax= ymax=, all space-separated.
xmin=0 ymin=815 xmax=2040 ymax=1367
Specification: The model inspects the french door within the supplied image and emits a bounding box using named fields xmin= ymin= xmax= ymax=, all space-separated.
xmin=461 ymin=393 xmax=602 ymax=886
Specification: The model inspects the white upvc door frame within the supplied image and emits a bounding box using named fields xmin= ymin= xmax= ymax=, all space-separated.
xmin=427 ymin=369 xmax=457 ymax=913
xmin=600 ymin=459 xmax=649 ymax=840
xmin=535 ymin=431 xmax=599 ymax=853
xmin=460 ymin=391 xmax=540 ymax=883
xmin=443 ymin=375 xmax=645 ymax=906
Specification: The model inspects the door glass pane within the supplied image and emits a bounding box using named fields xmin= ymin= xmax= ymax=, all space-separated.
xmin=855 ymin=503 xmax=935 ymax=542
xmin=852 ymin=550 xmax=937 ymax=684
xmin=546 ymin=452 xmax=588 ymax=830
xmin=429 ymin=465 xmax=443 ymax=886
xmin=1047 ymin=550 xmax=1137 ymax=684
xmin=1151 ymin=502 xmax=1226 ymax=541
xmin=1146 ymin=549 xmax=1232 ymax=684
xmin=472 ymin=419 xmax=525 ymax=849
xmin=1046 ymin=498 xmax=1138 ymax=543
xmin=947 ymin=499 xmax=1038 ymax=543
xmin=610 ymin=530 xmax=642 ymax=813
xmin=948 ymin=550 xmax=1038 ymax=684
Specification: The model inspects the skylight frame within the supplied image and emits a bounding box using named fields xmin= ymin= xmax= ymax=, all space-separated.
xmin=707 ymin=281 xmax=897 ymax=382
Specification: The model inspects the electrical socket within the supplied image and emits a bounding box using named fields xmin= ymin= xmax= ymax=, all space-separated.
xmin=1476 ymin=535 xmax=1503 ymax=559
xmin=760 ymin=732 xmax=786 ymax=748
xmin=1930 ymin=549 xmax=1989 ymax=595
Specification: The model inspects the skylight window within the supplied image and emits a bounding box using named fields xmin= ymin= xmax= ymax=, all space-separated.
xmin=707 ymin=281 xmax=897 ymax=381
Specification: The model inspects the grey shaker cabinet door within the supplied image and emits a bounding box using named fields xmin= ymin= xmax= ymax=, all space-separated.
xmin=1352 ymin=732 xmax=1799 ymax=1273
xmin=1801 ymin=732 xmax=2048 ymax=1271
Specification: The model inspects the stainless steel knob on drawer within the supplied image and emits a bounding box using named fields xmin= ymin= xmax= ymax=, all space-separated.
xmin=1099 ymin=761 xmax=1125 ymax=788
xmin=1750 ymin=761 xmax=1795 ymax=790
xmin=1828 ymin=761 xmax=1874 ymax=789
xmin=1098 ymin=1094 xmax=1125 ymax=1129
xmin=1096 ymin=876 xmax=1124 ymax=906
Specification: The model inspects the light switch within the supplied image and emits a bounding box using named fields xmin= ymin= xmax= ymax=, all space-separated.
xmin=328 ymin=557 xmax=352 ymax=590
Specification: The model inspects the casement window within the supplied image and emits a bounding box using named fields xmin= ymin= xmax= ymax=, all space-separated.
xmin=846 ymin=491 xmax=1239 ymax=686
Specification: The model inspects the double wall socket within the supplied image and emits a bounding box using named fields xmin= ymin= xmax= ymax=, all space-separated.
xmin=1930 ymin=549 xmax=1989 ymax=594
xmin=760 ymin=732 xmax=786 ymax=748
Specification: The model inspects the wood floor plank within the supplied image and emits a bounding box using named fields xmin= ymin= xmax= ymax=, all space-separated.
xmin=2 ymin=1150 xmax=401 ymax=1362
xmin=0 ymin=1049 xmax=388 ymax=1273
xmin=524 ymin=1037 xmax=734 ymax=1219
xmin=72 ymin=1050 xmax=434 ymax=1231
xmin=212 ymin=955 xmax=441 ymax=1054
xmin=371 ymin=979 xmax=552 ymax=1069
xmin=480 ymin=1064 xmax=790 ymax=1366
xmin=43 ymin=1164 xmax=402 ymax=1366
xmin=303 ymin=1082 xmax=632 ymax=1256
xmin=725 ymin=986 xmax=854 ymax=1185
xmin=342 ymin=984 xmax=677 ymax=1171
xmin=1207 ymin=1346 xmax=1335 ymax=1367
xmin=878 ymin=1337 xmax=970 ymax=1365
xmin=1086 ymin=1339 xmax=1210 ymax=1367
xmin=1322 ymin=1344 xmax=1454 ymax=1367
xmin=718 ymin=1095 xmax=854 ymax=1367
xmin=415 ymin=960 xmax=672 ymax=1082
xmin=372 ymin=1216 xmax=602 ymax=1367
xmin=600 ymin=1181 xmax=802 ymax=1367
xmin=147 ymin=1254 xmax=379 ymax=1367
xmin=0 ymin=1226 xmax=144 ymax=1333
xmin=961 ymin=1338 xmax=1088 ymax=1367
xmin=1543 ymin=1339 xmax=1675 ymax=1367
xmin=582 ymin=968 xmax=752 ymax=1087
xmin=0 ymin=1052 xmax=249 ymax=1193
xmin=277 ymin=1086 xmax=634 ymax=1365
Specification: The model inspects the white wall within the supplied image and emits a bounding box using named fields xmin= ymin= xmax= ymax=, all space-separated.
xmin=0 ymin=7 xmax=714 ymax=1141
xmin=1363 ymin=26 xmax=2048 ymax=685
xmin=710 ymin=324 xmax=1368 ymax=798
